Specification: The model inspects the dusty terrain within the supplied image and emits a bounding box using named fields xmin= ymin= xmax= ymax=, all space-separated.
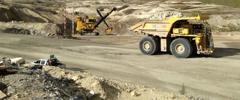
xmin=0 ymin=33 xmax=240 ymax=100
xmin=0 ymin=0 xmax=64 ymax=37
xmin=1 ymin=65 xmax=192 ymax=100
xmin=0 ymin=0 xmax=240 ymax=100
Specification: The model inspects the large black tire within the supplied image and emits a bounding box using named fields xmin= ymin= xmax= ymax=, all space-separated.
xmin=139 ymin=36 xmax=160 ymax=55
xmin=170 ymin=38 xmax=193 ymax=58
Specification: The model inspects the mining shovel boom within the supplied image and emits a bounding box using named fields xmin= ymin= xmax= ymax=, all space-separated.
xmin=76 ymin=7 xmax=117 ymax=35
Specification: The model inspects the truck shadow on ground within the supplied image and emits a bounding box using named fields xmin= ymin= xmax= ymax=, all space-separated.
xmin=190 ymin=47 xmax=240 ymax=58
xmin=211 ymin=47 xmax=240 ymax=58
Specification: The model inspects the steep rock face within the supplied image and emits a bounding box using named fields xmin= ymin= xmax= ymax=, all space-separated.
xmin=0 ymin=1 xmax=64 ymax=37
xmin=0 ymin=6 xmax=49 ymax=22
xmin=0 ymin=22 xmax=61 ymax=36
xmin=0 ymin=1 xmax=63 ymax=23
xmin=0 ymin=5 xmax=20 ymax=22
xmin=10 ymin=7 xmax=49 ymax=22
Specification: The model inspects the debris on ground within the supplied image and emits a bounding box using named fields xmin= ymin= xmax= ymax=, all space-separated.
xmin=149 ymin=11 xmax=184 ymax=20
xmin=0 ymin=57 xmax=206 ymax=100
xmin=31 ymin=55 xmax=66 ymax=70
xmin=0 ymin=57 xmax=23 ymax=74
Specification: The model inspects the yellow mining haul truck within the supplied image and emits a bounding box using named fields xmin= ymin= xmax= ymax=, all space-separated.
xmin=130 ymin=16 xmax=214 ymax=58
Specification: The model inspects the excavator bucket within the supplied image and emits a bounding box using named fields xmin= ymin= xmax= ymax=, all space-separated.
xmin=104 ymin=27 xmax=114 ymax=35
xmin=105 ymin=27 xmax=113 ymax=33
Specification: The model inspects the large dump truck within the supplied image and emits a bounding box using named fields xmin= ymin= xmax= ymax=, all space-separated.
xmin=130 ymin=16 xmax=214 ymax=58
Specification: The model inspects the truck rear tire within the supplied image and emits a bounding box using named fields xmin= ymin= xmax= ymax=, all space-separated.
xmin=170 ymin=38 xmax=193 ymax=58
xmin=139 ymin=36 xmax=159 ymax=55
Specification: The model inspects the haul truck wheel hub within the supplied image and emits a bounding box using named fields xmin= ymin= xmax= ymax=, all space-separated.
xmin=143 ymin=41 xmax=152 ymax=51
xmin=175 ymin=44 xmax=185 ymax=54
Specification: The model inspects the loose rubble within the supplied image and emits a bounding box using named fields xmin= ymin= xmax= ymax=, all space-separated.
xmin=0 ymin=57 xmax=207 ymax=100
xmin=0 ymin=22 xmax=61 ymax=37
xmin=0 ymin=1 xmax=65 ymax=37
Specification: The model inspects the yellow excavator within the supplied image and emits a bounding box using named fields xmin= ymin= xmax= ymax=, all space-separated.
xmin=130 ymin=15 xmax=214 ymax=58
xmin=75 ymin=7 xmax=117 ymax=36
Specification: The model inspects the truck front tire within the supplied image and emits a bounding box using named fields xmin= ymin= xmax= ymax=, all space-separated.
xmin=139 ymin=36 xmax=159 ymax=55
xmin=170 ymin=38 xmax=193 ymax=58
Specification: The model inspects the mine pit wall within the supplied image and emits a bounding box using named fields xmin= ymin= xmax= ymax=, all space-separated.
xmin=0 ymin=22 xmax=61 ymax=37
xmin=0 ymin=1 xmax=66 ymax=37
xmin=0 ymin=0 xmax=240 ymax=36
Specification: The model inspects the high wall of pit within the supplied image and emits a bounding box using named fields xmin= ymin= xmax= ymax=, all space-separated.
xmin=0 ymin=1 xmax=65 ymax=36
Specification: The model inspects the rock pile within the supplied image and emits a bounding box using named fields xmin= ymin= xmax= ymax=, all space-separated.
xmin=0 ymin=57 xmax=205 ymax=100
xmin=0 ymin=1 xmax=64 ymax=37
xmin=43 ymin=66 xmax=120 ymax=100
xmin=149 ymin=11 xmax=183 ymax=20
xmin=0 ymin=57 xmax=24 ymax=75
xmin=0 ymin=22 xmax=61 ymax=37
xmin=208 ymin=15 xmax=240 ymax=32
xmin=0 ymin=0 xmax=63 ymax=23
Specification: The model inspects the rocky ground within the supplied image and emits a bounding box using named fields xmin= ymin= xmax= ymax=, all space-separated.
xmin=0 ymin=0 xmax=240 ymax=100
xmin=0 ymin=62 xmax=197 ymax=100
xmin=0 ymin=0 xmax=64 ymax=36
xmin=0 ymin=33 xmax=240 ymax=100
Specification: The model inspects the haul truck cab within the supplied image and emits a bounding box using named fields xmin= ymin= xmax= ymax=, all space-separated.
xmin=130 ymin=16 xmax=214 ymax=58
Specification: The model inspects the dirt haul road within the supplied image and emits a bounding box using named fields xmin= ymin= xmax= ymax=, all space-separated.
xmin=0 ymin=33 xmax=240 ymax=100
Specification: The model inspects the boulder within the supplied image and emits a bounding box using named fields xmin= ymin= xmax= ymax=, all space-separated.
xmin=11 ymin=57 xmax=25 ymax=65
xmin=0 ymin=90 xmax=6 ymax=99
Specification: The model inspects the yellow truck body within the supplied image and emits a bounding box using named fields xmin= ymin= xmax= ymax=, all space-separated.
xmin=130 ymin=16 xmax=214 ymax=58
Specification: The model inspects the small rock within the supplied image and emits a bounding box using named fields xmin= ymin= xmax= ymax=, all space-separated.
xmin=91 ymin=80 xmax=101 ymax=87
xmin=89 ymin=90 xmax=95 ymax=95
xmin=0 ymin=90 xmax=7 ymax=99
xmin=49 ymin=92 xmax=56 ymax=97
xmin=7 ymin=86 xmax=16 ymax=95
xmin=87 ymin=90 xmax=95 ymax=98
xmin=71 ymin=74 xmax=81 ymax=81
xmin=126 ymin=89 xmax=132 ymax=93
xmin=130 ymin=91 xmax=140 ymax=97
xmin=22 ymin=63 xmax=32 ymax=68
xmin=13 ymin=93 xmax=22 ymax=99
